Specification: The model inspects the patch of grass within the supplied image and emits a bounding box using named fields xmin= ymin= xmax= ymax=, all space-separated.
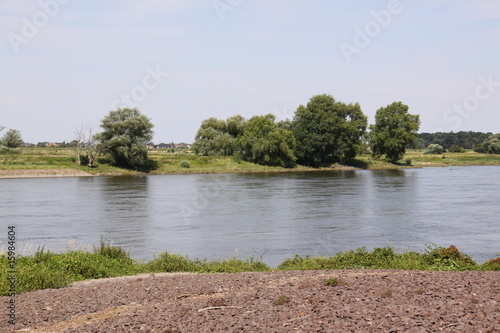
xmin=324 ymin=277 xmax=348 ymax=287
xmin=272 ymin=295 xmax=290 ymax=305
xmin=1 ymin=243 xmax=498 ymax=296
xmin=278 ymin=245 xmax=482 ymax=271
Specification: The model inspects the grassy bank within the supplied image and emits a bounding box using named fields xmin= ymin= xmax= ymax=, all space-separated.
xmin=1 ymin=242 xmax=498 ymax=296
xmin=2 ymin=148 xmax=500 ymax=176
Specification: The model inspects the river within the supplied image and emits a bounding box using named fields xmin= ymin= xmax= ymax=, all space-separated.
xmin=1 ymin=166 xmax=499 ymax=267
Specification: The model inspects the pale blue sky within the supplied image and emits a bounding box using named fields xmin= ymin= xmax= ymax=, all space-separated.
xmin=1 ymin=0 xmax=499 ymax=143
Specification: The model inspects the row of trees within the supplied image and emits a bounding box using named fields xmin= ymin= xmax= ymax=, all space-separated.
xmin=193 ymin=95 xmax=421 ymax=167
xmin=417 ymin=131 xmax=493 ymax=150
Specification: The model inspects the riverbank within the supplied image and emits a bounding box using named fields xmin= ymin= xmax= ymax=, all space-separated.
xmin=2 ymin=148 xmax=500 ymax=178
xmin=2 ymin=269 xmax=498 ymax=332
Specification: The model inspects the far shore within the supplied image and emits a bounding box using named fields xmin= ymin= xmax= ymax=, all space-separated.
xmin=1 ymin=160 xmax=499 ymax=179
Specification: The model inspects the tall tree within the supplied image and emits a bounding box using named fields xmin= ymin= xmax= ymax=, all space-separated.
xmin=236 ymin=114 xmax=296 ymax=168
xmin=1 ymin=129 xmax=23 ymax=148
xmin=292 ymin=94 xmax=367 ymax=167
xmin=370 ymin=101 xmax=420 ymax=162
xmin=96 ymin=108 xmax=154 ymax=168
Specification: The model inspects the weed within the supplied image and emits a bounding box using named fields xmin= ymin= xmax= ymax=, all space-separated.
xmin=380 ymin=288 xmax=393 ymax=298
xmin=324 ymin=278 xmax=348 ymax=287
xmin=272 ymin=295 xmax=290 ymax=305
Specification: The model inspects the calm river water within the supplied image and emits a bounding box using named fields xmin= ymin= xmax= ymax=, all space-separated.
xmin=1 ymin=166 xmax=499 ymax=267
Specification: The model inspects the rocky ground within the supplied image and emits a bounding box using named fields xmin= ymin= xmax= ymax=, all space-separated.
xmin=2 ymin=269 xmax=499 ymax=332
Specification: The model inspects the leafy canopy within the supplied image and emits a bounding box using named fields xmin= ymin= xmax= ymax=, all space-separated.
xmin=192 ymin=116 xmax=245 ymax=156
xmin=236 ymin=114 xmax=296 ymax=168
xmin=1 ymin=129 xmax=23 ymax=148
xmin=97 ymin=108 xmax=154 ymax=168
xmin=370 ymin=101 xmax=420 ymax=162
xmin=292 ymin=94 xmax=367 ymax=167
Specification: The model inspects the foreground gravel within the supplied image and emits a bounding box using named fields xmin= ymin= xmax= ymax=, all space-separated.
xmin=2 ymin=270 xmax=498 ymax=332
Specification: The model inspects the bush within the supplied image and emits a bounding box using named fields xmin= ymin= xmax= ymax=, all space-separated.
xmin=448 ymin=145 xmax=466 ymax=153
xmin=423 ymin=144 xmax=444 ymax=155
xmin=180 ymin=160 xmax=191 ymax=168
xmin=0 ymin=146 xmax=21 ymax=154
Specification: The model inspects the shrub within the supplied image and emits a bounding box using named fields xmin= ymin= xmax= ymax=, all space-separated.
xmin=448 ymin=145 xmax=466 ymax=153
xmin=0 ymin=146 xmax=21 ymax=154
xmin=480 ymin=258 xmax=500 ymax=271
xmin=180 ymin=160 xmax=191 ymax=168
xmin=423 ymin=144 xmax=444 ymax=155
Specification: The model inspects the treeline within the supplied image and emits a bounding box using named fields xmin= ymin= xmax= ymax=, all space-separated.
xmin=416 ymin=131 xmax=493 ymax=150
xmin=193 ymin=95 xmax=421 ymax=168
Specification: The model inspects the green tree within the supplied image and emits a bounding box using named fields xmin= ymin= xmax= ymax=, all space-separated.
xmin=291 ymin=94 xmax=367 ymax=167
xmin=423 ymin=144 xmax=444 ymax=155
xmin=192 ymin=117 xmax=241 ymax=156
xmin=474 ymin=133 xmax=500 ymax=154
xmin=97 ymin=108 xmax=154 ymax=168
xmin=1 ymin=129 xmax=23 ymax=148
xmin=370 ymin=102 xmax=420 ymax=162
xmin=236 ymin=114 xmax=296 ymax=168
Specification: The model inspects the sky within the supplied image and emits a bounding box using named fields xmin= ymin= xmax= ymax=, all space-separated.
xmin=1 ymin=0 xmax=499 ymax=144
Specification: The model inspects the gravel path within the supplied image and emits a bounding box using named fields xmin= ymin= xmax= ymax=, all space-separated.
xmin=2 ymin=270 xmax=499 ymax=332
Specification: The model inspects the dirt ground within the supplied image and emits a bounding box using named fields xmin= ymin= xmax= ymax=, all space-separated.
xmin=0 ymin=169 xmax=92 ymax=179
xmin=2 ymin=269 xmax=499 ymax=332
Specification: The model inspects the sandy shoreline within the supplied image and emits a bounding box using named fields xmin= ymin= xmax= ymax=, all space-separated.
xmin=0 ymin=169 xmax=93 ymax=179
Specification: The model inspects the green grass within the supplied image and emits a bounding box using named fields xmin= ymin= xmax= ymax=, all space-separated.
xmin=277 ymin=245 xmax=495 ymax=271
xmin=1 ymin=243 xmax=498 ymax=296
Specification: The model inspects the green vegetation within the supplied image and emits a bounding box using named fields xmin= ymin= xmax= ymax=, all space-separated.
xmin=236 ymin=114 xmax=296 ymax=168
xmin=277 ymin=245 xmax=486 ymax=271
xmin=423 ymin=144 xmax=444 ymax=155
xmin=417 ymin=131 xmax=492 ymax=149
xmin=97 ymin=108 xmax=155 ymax=169
xmin=272 ymin=295 xmax=290 ymax=305
xmin=292 ymin=94 xmax=367 ymax=166
xmin=474 ymin=133 xmax=500 ymax=154
xmin=324 ymin=277 xmax=348 ymax=287
xmin=1 ymin=129 xmax=23 ymax=148
xmin=370 ymin=101 xmax=420 ymax=162
xmin=1 ymin=243 xmax=498 ymax=296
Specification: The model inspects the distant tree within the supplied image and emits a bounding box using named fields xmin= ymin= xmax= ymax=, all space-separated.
xmin=423 ymin=144 xmax=444 ymax=155
xmin=292 ymin=94 xmax=367 ymax=166
xmin=236 ymin=114 xmax=296 ymax=168
xmin=448 ymin=145 xmax=466 ymax=153
xmin=370 ymin=102 xmax=420 ymax=162
xmin=192 ymin=116 xmax=245 ymax=156
xmin=1 ymin=129 xmax=23 ymax=148
xmin=474 ymin=133 xmax=500 ymax=154
xmin=96 ymin=108 xmax=154 ymax=168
